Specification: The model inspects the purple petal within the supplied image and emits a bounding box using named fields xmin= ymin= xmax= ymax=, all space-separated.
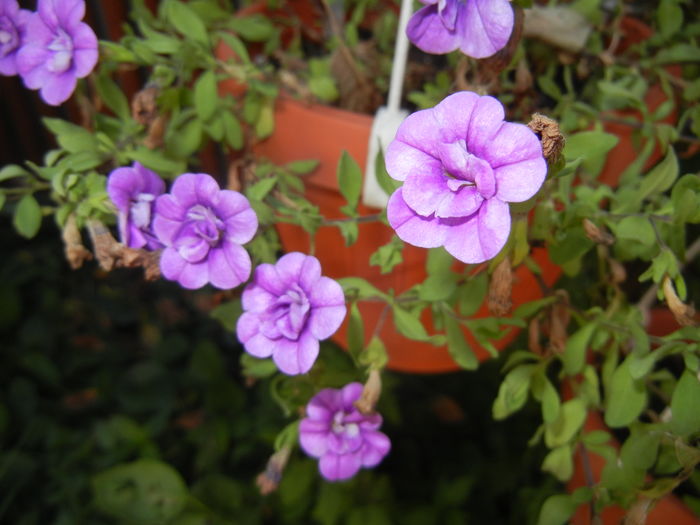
xmin=308 ymin=276 xmax=345 ymax=308
xmin=436 ymin=184 xmax=483 ymax=218
xmin=299 ymin=422 xmax=330 ymax=458
xmin=432 ymin=92 xmax=479 ymax=143
xmin=207 ymin=241 xmax=251 ymax=289
xmin=319 ymin=452 xmax=362 ymax=481
xmin=107 ymin=167 xmax=140 ymax=210
xmin=134 ymin=163 xmax=166 ymax=195
xmin=241 ymin=282 xmax=277 ymax=313
xmin=385 ymin=137 xmax=442 ymax=183
xmin=237 ymin=311 xmax=259 ymax=342
xmin=443 ymin=198 xmax=510 ymax=263
xmin=39 ymin=70 xmax=77 ymax=105
xmin=360 ymin=431 xmax=391 ymax=467
xmin=252 ymin=263 xmax=287 ymax=295
xmin=340 ymin=383 xmax=364 ymax=408
xmin=39 ymin=0 xmax=85 ymax=28
xmin=274 ymin=252 xmax=307 ymax=287
xmin=298 ymin=255 xmax=323 ymax=291
xmin=305 ymin=395 xmax=333 ymax=421
xmin=160 ymin=248 xmax=209 ymax=289
xmin=308 ymin=388 xmax=342 ymax=415
xmin=241 ymin=331 xmax=274 ymax=359
xmin=457 ymin=0 xmax=514 ymax=59
xmin=160 ymin=247 xmax=186 ymax=282
xmin=223 ymin=205 xmax=258 ymax=245
xmin=71 ymin=25 xmax=98 ymax=77
xmin=494 ymin=157 xmax=547 ymax=203
xmin=483 ymin=122 xmax=545 ymax=168
xmin=213 ymin=189 xmax=252 ymax=219
xmin=406 ymin=4 xmax=460 ymax=54
xmin=307 ymin=304 xmax=346 ymax=340
xmin=402 ymin=168 xmax=450 ymax=217
xmin=392 ymin=108 xmax=443 ymax=161
xmin=466 ymin=96 xmax=505 ymax=158
xmin=272 ymin=333 xmax=319 ymax=375
xmin=387 ymin=189 xmax=449 ymax=248
xmin=17 ymin=45 xmax=52 ymax=89
xmin=171 ymin=173 xmax=219 ymax=208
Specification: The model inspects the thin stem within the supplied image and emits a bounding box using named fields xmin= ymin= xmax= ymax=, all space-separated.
xmin=321 ymin=213 xmax=383 ymax=226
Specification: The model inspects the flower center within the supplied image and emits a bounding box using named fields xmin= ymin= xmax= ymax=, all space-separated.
xmin=439 ymin=140 xmax=496 ymax=199
xmin=187 ymin=204 xmax=224 ymax=246
xmin=331 ymin=410 xmax=360 ymax=438
xmin=262 ymin=283 xmax=311 ymax=340
xmin=47 ymin=29 xmax=74 ymax=73
xmin=130 ymin=193 xmax=155 ymax=229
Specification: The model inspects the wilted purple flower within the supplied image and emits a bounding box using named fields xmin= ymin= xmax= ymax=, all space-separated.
xmin=0 ymin=0 xmax=30 ymax=76
xmin=107 ymin=162 xmax=165 ymax=251
xmin=16 ymin=0 xmax=98 ymax=105
xmin=153 ymin=173 xmax=258 ymax=290
xmin=299 ymin=382 xmax=391 ymax=481
xmin=386 ymin=91 xmax=546 ymax=264
xmin=407 ymin=0 xmax=513 ymax=59
xmin=237 ymin=252 xmax=346 ymax=375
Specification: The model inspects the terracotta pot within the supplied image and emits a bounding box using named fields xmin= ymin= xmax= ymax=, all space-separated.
xmin=254 ymin=97 xmax=562 ymax=373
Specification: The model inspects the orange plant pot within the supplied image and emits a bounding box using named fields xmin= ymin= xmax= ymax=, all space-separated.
xmin=254 ymin=97 xmax=562 ymax=373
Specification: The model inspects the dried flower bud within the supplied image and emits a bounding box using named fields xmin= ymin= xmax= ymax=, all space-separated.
xmin=548 ymin=290 xmax=570 ymax=353
xmin=354 ymin=369 xmax=382 ymax=415
xmin=608 ymin=258 xmax=626 ymax=284
xmin=583 ymin=218 xmax=614 ymax=245
xmin=87 ymin=220 xmax=120 ymax=271
xmin=131 ymin=85 xmax=160 ymax=126
xmin=662 ymin=277 xmax=697 ymax=327
xmin=62 ymin=214 xmax=92 ymax=269
xmin=527 ymin=113 xmax=565 ymax=164
xmin=144 ymin=114 xmax=168 ymax=150
xmin=488 ymin=256 xmax=513 ymax=316
xmin=256 ymin=446 xmax=292 ymax=495
xmin=528 ymin=317 xmax=543 ymax=355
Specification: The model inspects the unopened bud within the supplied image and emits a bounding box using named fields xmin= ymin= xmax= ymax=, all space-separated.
xmin=488 ymin=257 xmax=513 ymax=316
xmin=354 ymin=369 xmax=382 ymax=415
xmin=662 ymin=277 xmax=696 ymax=327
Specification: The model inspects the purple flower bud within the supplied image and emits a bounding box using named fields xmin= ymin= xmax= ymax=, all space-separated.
xmin=153 ymin=173 xmax=258 ymax=290
xmin=237 ymin=253 xmax=346 ymax=375
xmin=0 ymin=0 xmax=30 ymax=76
xmin=299 ymin=383 xmax=391 ymax=481
xmin=407 ymin=0 xmax=514 ymax=59
xmin=385 ymin=91 xmax=547 ymax=264
xmin=106 ymin=162 xmax=166 ymax=251
xmin=16 ymin=0 xmax=98 ymax=105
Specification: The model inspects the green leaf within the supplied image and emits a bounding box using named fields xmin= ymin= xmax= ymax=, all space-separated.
xmin=255 ymin=99 xmax=275 ymax=139
xmin=493 ymin=364 xmax=535 ymax=420
xmin=392 ymin=305 xmax=429 ymax=342
xmin=13 ymin=194 xmax=42 ymax=239
xmin=563 ymin=131 xmax=618 ymax=177
xmin=286 ymin=159 xmax=319 ymax=174
xmin=338 ymin=277 xmax=387 ymax=300
xmin=545 ymin=399 xmax=587 ymax=448
xmin=92 ymin=459 xmax=187 ymax=524
xmin=426 ymin=247 xmax=454 ymax=275
xmin=126 ymin=147 xmax=185 ymax=176
xmin=536 ymin=494 xmax=578 ymax=525
xmin=604 ymin=358 xmax=647 ymax=428
xmin=227 ymin=14 xmax=275 ymax=42
xmin=240 ymin=353 xmax=278 ymax=379
xmin=654 ymin=44 xmax=700 ymax=64
xmin=0 ymin=192 xmax=5 ymax=212
xmin=337 ymin=151 xmax=362 ymax=210
xmin=444 ymin=314 xmax=478 ymax=370
xmin=637 ymin=148 xmax=678 ymax=201
xmin=419 ymin=273 xmax=457 ymax=301
xmin=457 ymin=273 xmax=488 ymax=316
xmin=218 ymin=32 xmax=250 ymax=64
xmin=194 ymin=71 xmax=218 ymax=122
xmin=358 ymin=336 xmax=388 ymax=370
xmin=541 ymin=376 xmax=561 ymax=424
xmin=247 ymin=176 xmax=277 ymax=201
xmin=562 ymin=322 xmax=596 ymax=376
xmin=369 ymin=236 xmax=404 ymax=274
xmin=165 ymin=0 xmax=209 ymax=46
xmin=670 ymin=370 xmax=700 ymax=435
xmin=0 ymin=164 xmax=31 ymax=183
xmin=658 ymin=0 xmax=683 ymax=38
xmin=542 ymin=445 xmax=573 ymax=481
xmin=210 ymin=299 xmax=242 ymax=332
xmin=95 ymin=73 xmax=130 ymax=120
xmin=621 ymin=431 xmax=661 ymax=470
xmin=42 ymin=118 xmax=99 ymax=153
xmin=374 ymin=149 xmax=400 ymax=197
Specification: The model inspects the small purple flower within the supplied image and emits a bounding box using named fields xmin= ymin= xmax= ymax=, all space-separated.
xmin=407 ymin=0 xmax=513 ymax=59
xmin=386 ymin=91 xmax=546 ymax=264
xmin=237 ymin=253 xmax=346 ymax=375
xmin=16 ymin=0 xmax=98 ymax=106
xmin=299 ymin=383 xmax=391 ymax=481
xmin=0 ymin=0 xmax=30 ymax=76
xmin=106 ymin=162 xmax=165 ymax=251
xmin=153 ymin=173 xmax=258 ymax=290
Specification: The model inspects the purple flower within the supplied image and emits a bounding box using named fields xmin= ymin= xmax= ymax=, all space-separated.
xmin=16 ymin=0 xmax=98 ymax=106
xmin=407 ymin=0 xmax=513 ymax=59
xmin=385 ymin=91 xmax=546 ymax=264
xmin=0 ymin=0 xmax=30 ymax=76
xmin=106 ymin=162 xmax=166 ymax=251
xmin=153 ymin=173 xmax=258 ymax=290
xmin=299 ymin=382 xmax=391 ymax=481
xmin=237 ymin=253 xmax=346 ymax=375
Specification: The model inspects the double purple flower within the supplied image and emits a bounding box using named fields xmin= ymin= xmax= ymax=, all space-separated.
xmin=107 ymin=162 xmax=165 ymax=251
xmin=15 ymin=0 xmax=98 ymax=105
xmin=237 ymin=252 xmax=346 ymax=375
xmin=407 ymin=0 xmax=514 ymax=59
xmin=385 ymin=91 xmax=547 ymax=264
xmin=299 ymin=382 xmax=391 ymax=482
xmin=0 ymin=0 xmax=29 ymax=76
xmin=153 ymin=173 xmax=258 ymax=290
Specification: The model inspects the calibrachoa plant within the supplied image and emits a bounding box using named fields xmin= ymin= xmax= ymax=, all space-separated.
xmin=2 ymin=0 xmax=700 ymax=523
